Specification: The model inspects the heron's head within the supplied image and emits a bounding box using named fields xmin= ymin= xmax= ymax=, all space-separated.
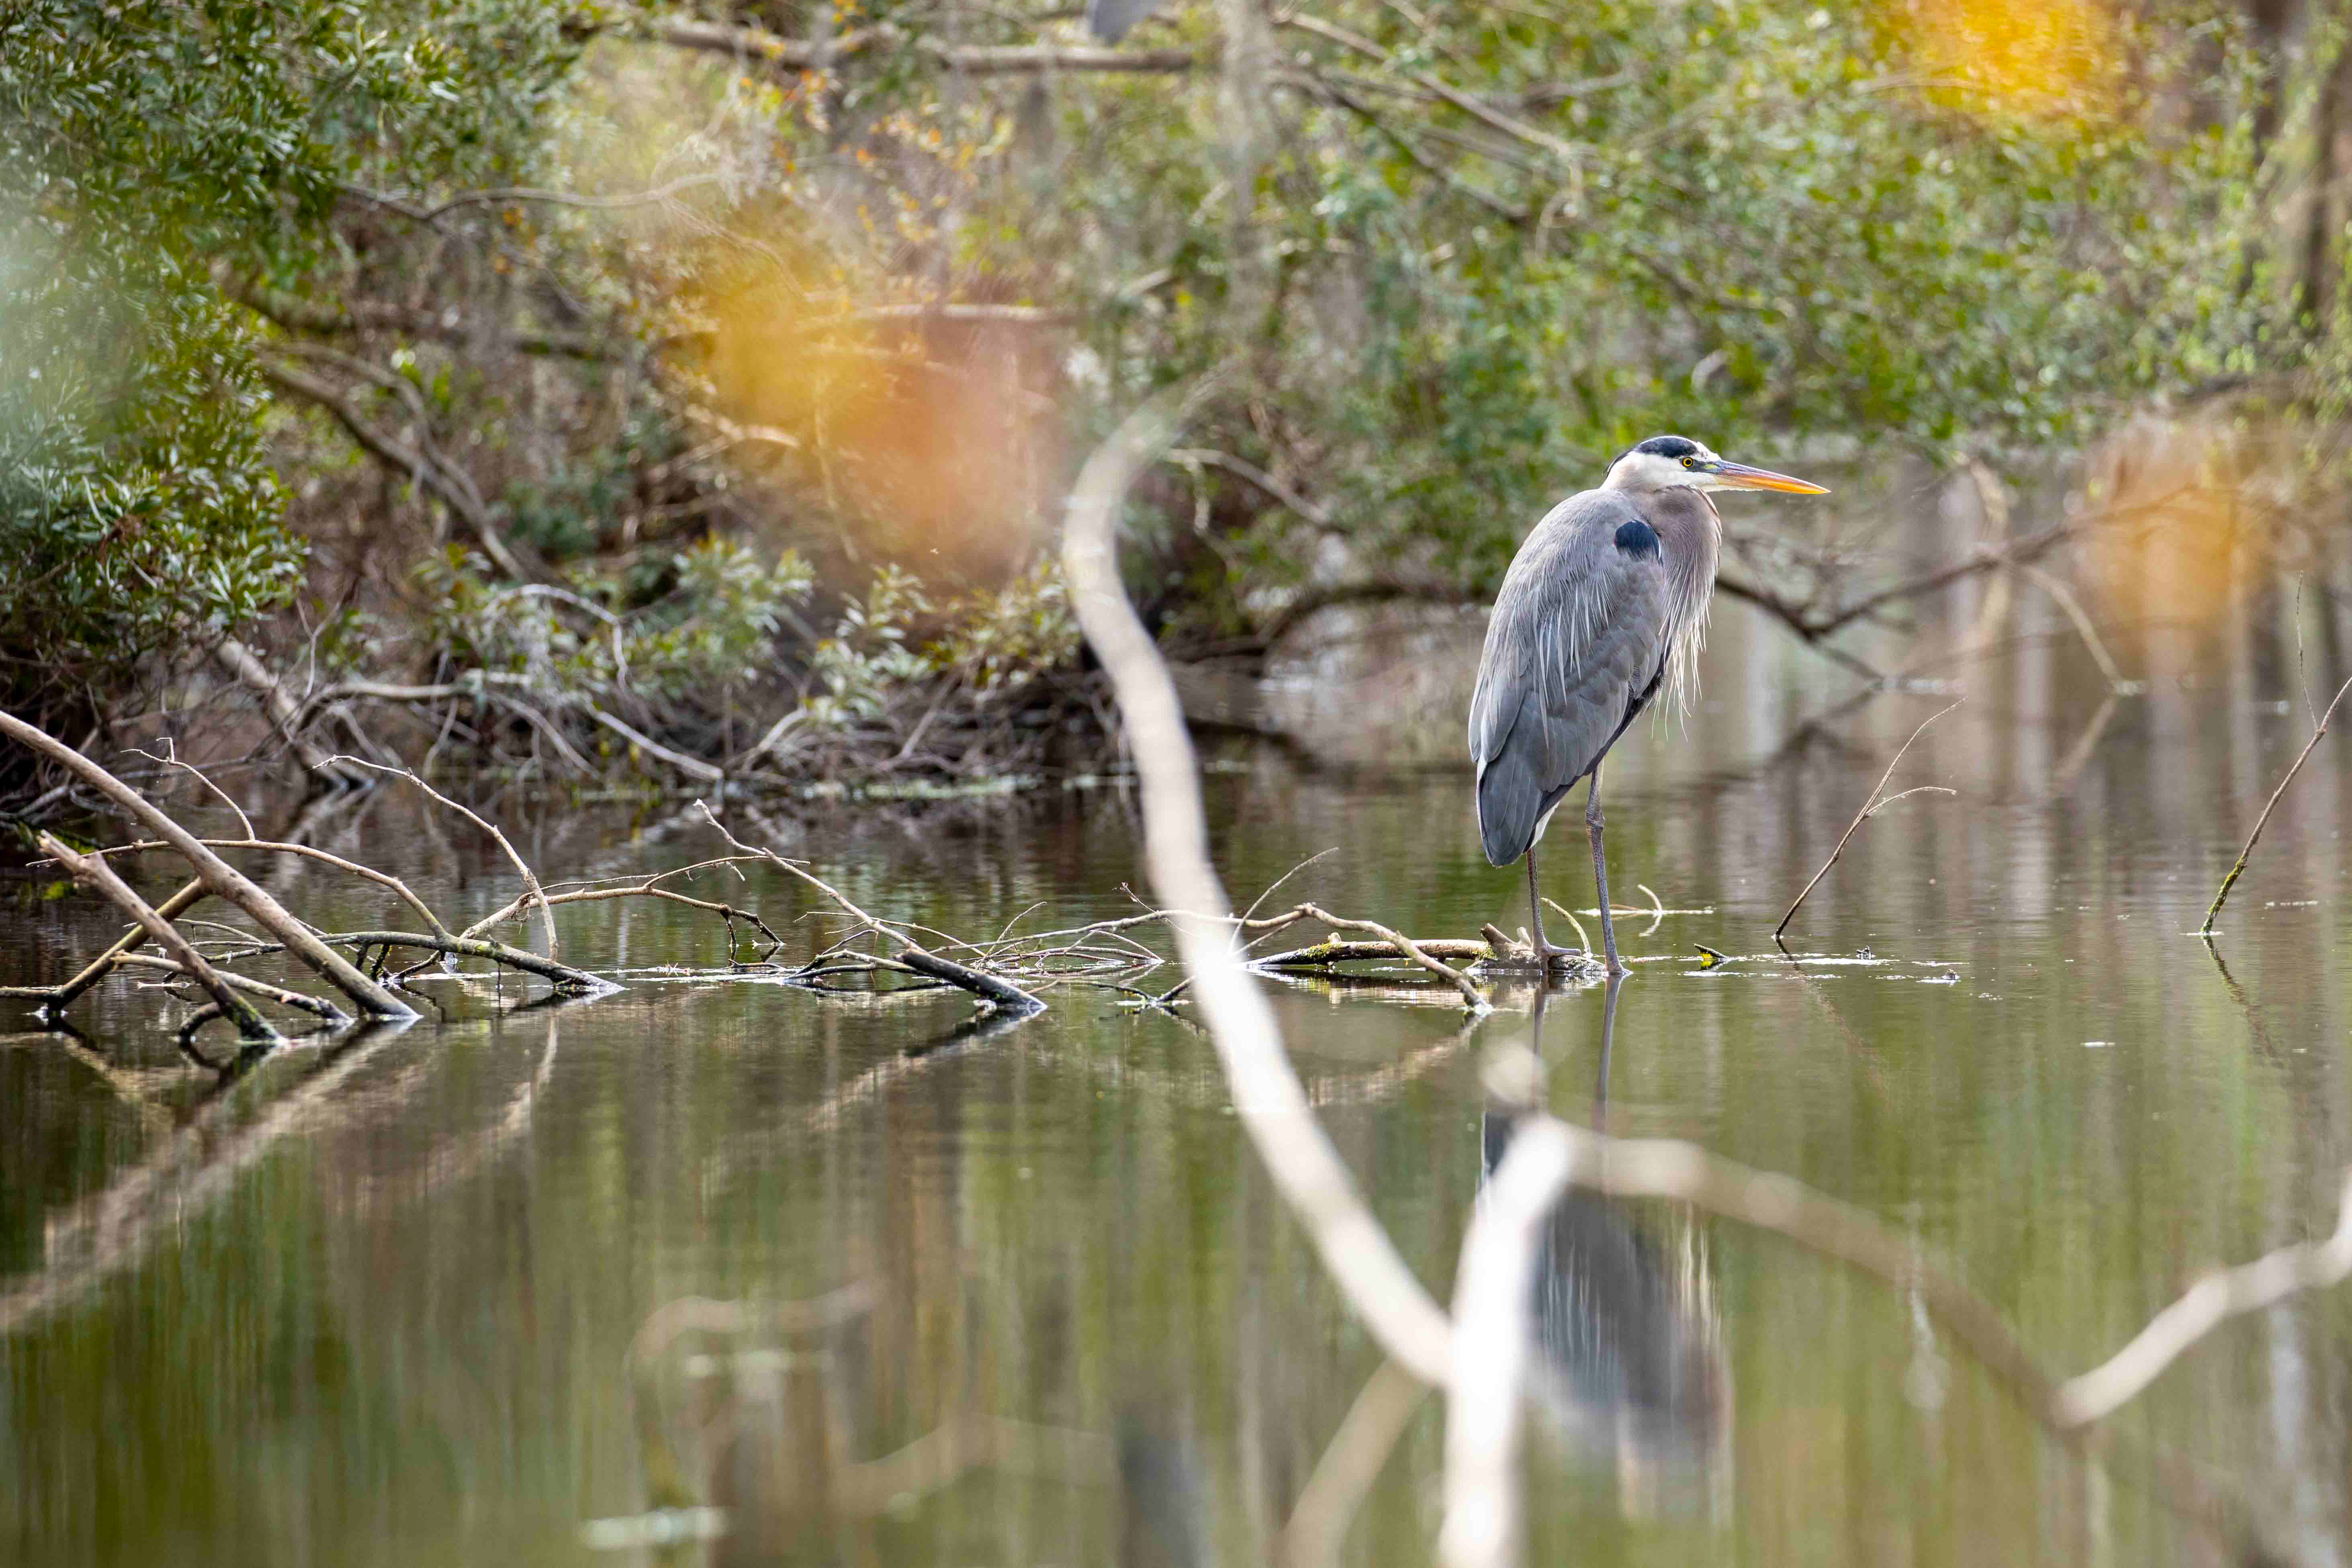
xmin=1601 ymin=435 xmax=1828 ymax=496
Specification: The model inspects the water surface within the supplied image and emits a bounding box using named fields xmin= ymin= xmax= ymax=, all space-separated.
xmin=7 ymin=601 xmax=2352 ymax=1568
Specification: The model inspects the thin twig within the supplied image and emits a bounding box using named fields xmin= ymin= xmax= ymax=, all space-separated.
xmin=327 ymin=756 xmax=559 ymax=961
xmin=1775 ymin=701 xmax=1961 ymax=942
xmin=2201 ymin=670 xmax=2352 ymax=935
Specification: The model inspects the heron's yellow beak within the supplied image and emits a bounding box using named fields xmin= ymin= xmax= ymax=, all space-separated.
xmin=1713 ymin=460 xmax=1828 ymax=494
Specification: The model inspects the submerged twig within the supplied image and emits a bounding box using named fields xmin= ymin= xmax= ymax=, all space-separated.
xmin=1775 ymin=700 xmax=1960 ymax=942
xmin=2200 ymin=670 xmax=2352 ymax=935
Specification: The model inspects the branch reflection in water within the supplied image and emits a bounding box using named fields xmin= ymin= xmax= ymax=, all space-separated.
xmin=1483 ymin=982 xmax=1730 ymax=1525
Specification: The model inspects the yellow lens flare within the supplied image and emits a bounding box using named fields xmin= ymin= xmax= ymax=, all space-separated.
xmin=1895 ymin=0 xmax=2119 ymax=123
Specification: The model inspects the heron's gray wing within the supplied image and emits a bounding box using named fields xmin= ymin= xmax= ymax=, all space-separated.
xmin=1085 ymin=0 xmax=1161 ymax=41
xmin=1468 ymin=490 xmax=1672 ymax=867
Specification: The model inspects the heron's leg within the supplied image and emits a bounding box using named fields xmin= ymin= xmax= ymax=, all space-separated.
xmin=1587 ymin=769 xmax=1624 ymax=976
xmin=1524 ymin=845 xmax=1550 ymax=954
xmin=1525 ymin=844 xmax=1578 ymax=965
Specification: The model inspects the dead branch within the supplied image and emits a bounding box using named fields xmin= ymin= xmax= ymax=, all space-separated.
xmin=213 ymin=637 xmax=365 ymax=787
xmin=0 ymin=708 xmax=416 ymax=1018
xmin=259 ymin=358 xmax=531 ymax=580
xmin=1438 ymin=1115 xmax=1573 ymax=1568
xmin=2201 ymin=670 xmax=2352 ymax=935
xmin=301 ymin=931 xmax=611 ymax=994
xmin=1775 ymin=701 xmax=1960 ymax=942
xmin=581 ymin=705 xmax=726 ymax=784
xmin=1255 ymin=936 xmax=1494 ymax=967
xmin=1285 ymin=904 xmax=1485 ymax=1009
xmin=646 ymin=14 xmax=1197 ymax=73
xmin=0 ymin=878 xmax=205 ymax=1013
xmin=109 ymin=953 xmax=349 ymax=1027
xmin=76 ymin=837 xmax=452 ymax=937
xmin=696 ymin=802 xmax=1046 ymax=1015
xmin=1059 ymin=370 xmax=1455 ymax=1386
xmin=459 ymin=859 xmax=786 ymax=959
xmin=37 ymin=835 xmax=285 ymax=1042
xmin=327 ymin=756 xmax=560 ymax=961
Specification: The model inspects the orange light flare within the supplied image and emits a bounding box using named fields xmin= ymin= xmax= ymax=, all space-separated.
xmin=1891 ymin=0 xmax=2122 ymax=123
xmin=2074 ymin=415 xmax=2294 ymax=642
xmin=685 ymin=240 xmax=1064 ymax=584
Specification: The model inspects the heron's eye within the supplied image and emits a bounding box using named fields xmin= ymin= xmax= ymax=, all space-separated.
xmin=1679 ymin=456 xmax=1698 ymax=469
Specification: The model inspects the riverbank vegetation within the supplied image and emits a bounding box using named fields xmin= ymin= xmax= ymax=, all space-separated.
xmin=4 ymin=0 xmax=2350 ymax=815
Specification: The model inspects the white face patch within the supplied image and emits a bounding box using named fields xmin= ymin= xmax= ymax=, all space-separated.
xmin=1600 ymin=443 xmax=1720 ymax=492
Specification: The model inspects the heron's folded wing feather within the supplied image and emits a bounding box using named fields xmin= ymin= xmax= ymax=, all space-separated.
xmin=1469 ymin=492 xmax=1671 ymax=865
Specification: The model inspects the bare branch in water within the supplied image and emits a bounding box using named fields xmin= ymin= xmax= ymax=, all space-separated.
xmin=37 ymin=834 xmax=285 ymax=1043
xmin=1776 ymin=700 xmax=1961 ymax=943
xmin=327 ymin=756 xmax=560 ymax=962
xmin=2201 ymin=670 xmax=2352 ymax=935
xmin=0 ymin=707 xmax=416 ymax=1018
xmin=695 ymin=801 xmax=1046 ymax=1015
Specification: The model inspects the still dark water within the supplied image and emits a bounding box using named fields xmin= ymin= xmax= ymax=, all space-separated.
xmin=7 ymin=603 xmax=2352 ymax=1567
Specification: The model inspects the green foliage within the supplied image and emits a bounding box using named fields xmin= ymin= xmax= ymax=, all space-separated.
xmin=419 ymin=539 xmax=815 ymax=704
xmin=802 ymin=562 xmax=1082 ymax=732
xmin=0 ymin=227 xmax=300 ymax=715
xmin=0 ymin=0 xmax=581 ymax=728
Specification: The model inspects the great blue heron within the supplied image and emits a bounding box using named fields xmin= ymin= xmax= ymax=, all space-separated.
xmin=1469 ymin=435 xmax=1826 ymax=974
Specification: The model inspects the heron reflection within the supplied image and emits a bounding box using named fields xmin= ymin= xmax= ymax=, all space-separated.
xmin=1483 ymin=980 xmax=1731 ymax=1517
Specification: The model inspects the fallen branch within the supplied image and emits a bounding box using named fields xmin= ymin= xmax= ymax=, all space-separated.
xmin=0 ymin=878 xmax=205 ymax=1013
xmin=109 ymin=953 xmax=349 ymax=1027
xmin=0 ymin=707 xmax=416 ymax=1019
xmin=310 ymin=931 xmax=611 ymax=994
xmin=1775 ymin=700 xmax=1960 ymax=942
xmin=37 ymin=835 xmax=284 ymax=1042
xmin=75 ymin=836 xmax=452 ymax=937
xmin=695 ymin=802 xmax=1046 ymax=1015
xmin=2200 ymin=670 xmax=2352 ymax=935
xmin=327 ymin=756 xmax=560 ymax=961
xmin=1059 ymin=371 xmax=1455 ymax=1386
